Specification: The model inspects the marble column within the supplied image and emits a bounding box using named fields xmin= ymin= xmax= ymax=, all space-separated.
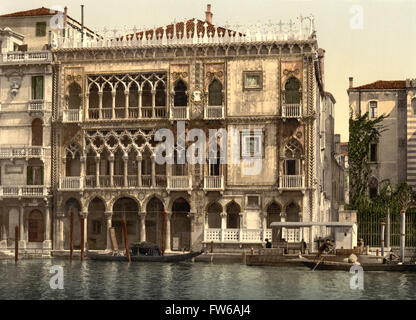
xmin=151 ymin=90 xmax=156 ymax=117
xmin=165 ymin=211 xmax=172 ymax=252
xmin=124 ymin=90 xmax=129 ymax=119
xmin=109 ymin=154 xmax=114 ymax=187
xmin=80 ymin=211 xmax=88 ymax=250
xmin=98 ymin=92 xmax=103 ymax=119
xmin=44 ymin=205 xmax=51 ymax=241
xmin=111 ymin=91 xmax=116 ymax=119
xmin=139 ymin=212 xmax=146 ymax=242
xmin=123 ymin=153 xmax=129 ymax=187
xmin=220 ymin=211 xmax=227 ymax=242
xmin=56 ymin=212 xmax=65 ymax=250
xmin=80 ymin=156 xmax=86 ymax=188
xmin=95 ymin=155 xmax=100 ymax=187
xmin=105 ymin=211 xmax=113 ymax=251
xmin=151 ymin=154 xmax=156 ymax=187
xmin=137 ymin=155 xmax=142 ymax=187
xmin=19 ymin=206 xmax=25 ymax=246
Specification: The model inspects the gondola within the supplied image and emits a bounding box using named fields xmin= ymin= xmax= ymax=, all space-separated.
xmin=87 ymin=249 xmax=204 ymax=262
xmin=301 ymin=259 xmax=416 ymax=272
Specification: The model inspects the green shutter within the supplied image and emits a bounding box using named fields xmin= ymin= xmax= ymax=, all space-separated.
xmin=32 ymin=77 xmax=36 ymax=100
xmin=40 ymin=167 xmax=44 ymax=185
xmin=36 ymin=76 xmax=44 ymax=100
xmin=27 ymin=166 xmax=33 ymax=185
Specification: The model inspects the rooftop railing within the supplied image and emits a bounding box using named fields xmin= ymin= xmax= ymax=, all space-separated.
xmin=1 ymin=51 xmax=52 ymax=63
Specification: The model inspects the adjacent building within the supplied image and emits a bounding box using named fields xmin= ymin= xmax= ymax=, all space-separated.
xmin=348 ymin=77 xmax=416 ymax=194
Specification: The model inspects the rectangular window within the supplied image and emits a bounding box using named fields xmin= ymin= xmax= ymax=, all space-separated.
xmin=27 ymin=166 xmax=44 ymax=185
xmin=369 ymin=101 xmax=378 ymax=118
xmin=286 ymin=160 xmax=296 ymax=175
xmin=35 ymin=22 xmax=47 ymax=37
xmin=243 ymin=71 xmax=263 ymax=90
xmin=241 ymin=130 xmax=263 ymax=158
xmin=247 ymin=195 xmax=260 ymax=208
xmin=369 ymin=143 xmax=377 ymax=162
xmin=32 ymin=76 xmax=44 ymax=100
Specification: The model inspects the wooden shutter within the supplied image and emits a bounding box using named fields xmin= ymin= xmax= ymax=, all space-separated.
xmin=27 ymin=166 xmax=33 ymax=185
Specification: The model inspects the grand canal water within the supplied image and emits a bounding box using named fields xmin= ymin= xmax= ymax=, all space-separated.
xmin=1 ymin=258 xmax=415 ymax=300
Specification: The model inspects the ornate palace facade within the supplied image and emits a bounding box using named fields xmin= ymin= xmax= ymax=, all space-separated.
xmin=52 ymin=8 xmax=334 ymax=253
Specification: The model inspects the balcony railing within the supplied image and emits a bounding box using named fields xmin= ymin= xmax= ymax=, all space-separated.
xmin=113 ymin=175 xmax=124 ymax=187
xmin=170 ymin=106 xmax=188 ymax=120
xmin=0 ymin=146 xmax=45 ymax=159
xmin=86 ymin=106 xmax=168 ymax=120
xmin=1 ymin=51 xmax=51 ymax=63
xmin=203 ymin=175 xmax=224 ymax=191
xmin=0 ymin=186 xmax=49 ymax=197
xmin=203 ymin=228 xmax=272 ymax=243
xmin=63 ymin=109 xmax=82 ymax=123
xmin=28 ymin=100 xmax=45 ymax=112
xmin=167 ymin=176 xmax=192 ymax=190
xmin=204 ymin=105 xmax=224 ymax=119
xmin=101 ymin=108 xmax=112 ymax=119
xmin=85 ymin=175 xmax=97 ymax=188
xmin=59 ymin=177 xmax=82 ymax=190
xmin=82 ymin=175 xmax=169 ymax=188
xmin=279 ymin=175 xmax=304 ymax=189
xmin=282 ymin=103 xmax=302 ymax=118
xmin=282 ymin=228 xmax=301 ymax=243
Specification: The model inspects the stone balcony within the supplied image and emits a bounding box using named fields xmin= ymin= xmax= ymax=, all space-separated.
xmin=87 ymin=107 xmax=167 ymax=120
xmin=203 ymin=175 xmax=224 ymax=191
xmin=28 ymin=100 xmax=46 ymax=115
xmin=167 ymin=175 xmax=192 ymax=191
xmin=204 ymin=228 xmax=272 ymax=243
xmin=279 ymin=175 xmax=304 ymax=190
xmin=0 ymin=51 xmax=52 ymax=64
xmin=0 ymin=146 xmax=47 ymax=159
xmin=282 ymin=103 xmax=302 ymax=118
xmin=169 ymin=106 xmax=189 ymax=120
xmin=0 ymin=186 xmax=50 ymax=198
xmin=63 ymin=110 xmax=83 ymax=123
xmin=204 ymin=105 xmax=224 ymax=120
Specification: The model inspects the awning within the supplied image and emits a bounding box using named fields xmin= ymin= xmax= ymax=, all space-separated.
xmin=270 ymin=222 xmax=356 ymax=228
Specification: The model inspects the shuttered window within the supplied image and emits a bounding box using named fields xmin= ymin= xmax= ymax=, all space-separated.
xmin=35 ymin=22 xmax=46 ymax=37
xmin=32 ymin=76 xmax=44 ymax=100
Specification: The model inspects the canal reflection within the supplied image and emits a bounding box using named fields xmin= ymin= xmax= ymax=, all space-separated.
xmin=0 ymin=259 xmax=416 ymax=299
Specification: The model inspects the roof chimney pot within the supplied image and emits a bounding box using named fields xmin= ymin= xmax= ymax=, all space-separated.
xmin=205 ymin=4 xmax=213 ymax=24
xmin=349 ymin=77 xmax=353 ymax=89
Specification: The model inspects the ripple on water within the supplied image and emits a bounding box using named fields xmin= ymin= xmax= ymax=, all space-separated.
xmin=0 ymin=259 xmax=416 ymax=300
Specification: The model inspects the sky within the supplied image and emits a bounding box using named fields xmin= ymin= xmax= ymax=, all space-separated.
xmin=2 ymin=0 xmax=416 ymax=141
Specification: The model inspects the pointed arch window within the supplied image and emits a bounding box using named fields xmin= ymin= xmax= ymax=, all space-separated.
xmin=68 ymin=82 xmax=81 ymax=109
xmin=283 ymin=138 xmax=303 ymax=175
xmin=284 ymin=77 xmax=301 ymax=104
xmin=208 ymin=79 xmax=223 ymax=106
xmin=174 ymin=80 xmax=188 ymax=107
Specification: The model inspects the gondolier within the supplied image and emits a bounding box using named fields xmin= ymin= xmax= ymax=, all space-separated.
xmin=316 ymin=239 xmax=333 ymax=259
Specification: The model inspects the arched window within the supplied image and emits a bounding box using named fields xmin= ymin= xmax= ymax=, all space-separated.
xmin=208 ymin=79 xmax=223 ymax=106
xmin=128 ymin=82 xmax=139 ymax=118
xmin=174 ymin=80 xmax=188 ymax=107
xmin=284 ymin=138 xmax=303 ymax=175
xmin=226 ymin=201 xmax=241 ymax=229
xmin=142 ymin=82 xmax=152 ymax=107
xmin=286 ymin=203 xmax=300 ymax=222
xmin=267 ymin=202 xmax=281 ymax=228
xmin=369 ymin=177 xmax=378 ymax=199
xmin=284 ymin=77 xmax=301 ymax=104
xmin=115 ymin=85 xmax=125 ymax=118
xmin=155 ymin=82 xmax=166 ymax=107
xmin=208 ymin=145 xmax=221 ymax=176
xmin=68 ymin=82 xmax=81 ymax=109
xmin=207 ymin=202 xmax=222 ymax=228
xmin=31 ymin=118 xmax=43 ymax=146
xmin=412 ymin=98 xmax=416 ymax=115
xmin=88 ymin=84 xmax=99 ymax=119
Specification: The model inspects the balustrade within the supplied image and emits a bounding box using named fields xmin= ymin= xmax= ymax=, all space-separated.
xmin=279 ymin=175 xmax=304 ymax=189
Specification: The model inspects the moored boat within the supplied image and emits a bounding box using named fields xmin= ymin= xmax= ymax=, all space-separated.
xmin=87 ymin=249 xmax=204 ymax=262
xmin=301 ymin=259 xmax=416 ymax=272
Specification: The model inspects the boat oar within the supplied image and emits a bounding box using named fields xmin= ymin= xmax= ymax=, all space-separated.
xmin=312 ymin=256 xmax=324 ymax=271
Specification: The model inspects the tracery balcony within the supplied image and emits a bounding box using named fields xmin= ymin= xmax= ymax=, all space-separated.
xmin=204 ymin=105 xmax=224 ymax=120
xmin=282 ymin=103 xmax=302 ymax=118
xmin=203 ymin=175 xmax=224 ymax=191
xmin=279 ymin=175 xmax=304 ymax=189
xmin=63 ymin=109 xmax=83 ymax=123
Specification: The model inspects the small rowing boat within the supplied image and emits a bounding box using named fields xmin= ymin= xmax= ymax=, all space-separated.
xmin=301 ymin=259 xmax=416 ymax=272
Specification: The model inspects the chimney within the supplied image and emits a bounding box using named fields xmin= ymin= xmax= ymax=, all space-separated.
xmin=63 ymin=6 xmax=68 ymax=37
xmin=205 ymin=4 xmax=213 ymax=24
xmin=318 ymin=48 xmax=325 ymax=90
xmin=349 ymin=77 xmax=354 ymax=89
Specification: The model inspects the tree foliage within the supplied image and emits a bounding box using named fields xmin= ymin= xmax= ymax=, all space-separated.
xmin=349 ymin=111 xmax=388 ymax=207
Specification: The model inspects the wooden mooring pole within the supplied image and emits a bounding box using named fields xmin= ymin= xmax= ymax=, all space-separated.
xmin=80 ymin=217 xmax=85 ymax=261
xmin=381 ymin=222 xmax=385 ymax=257
xmin=15 ymin=226 xmax=18 ymax=262
xmin=121 ymin=217 xmax=131 ymax=262
xmin=69 ymin=210 xmax=74 ymax=260
xmin=210 ymin=240 xmax=214 ymax=263
xmin=400 ymin=210 xmax=406 ymax=263
xmin=161 ymin=211 xmax=166 ymax=257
